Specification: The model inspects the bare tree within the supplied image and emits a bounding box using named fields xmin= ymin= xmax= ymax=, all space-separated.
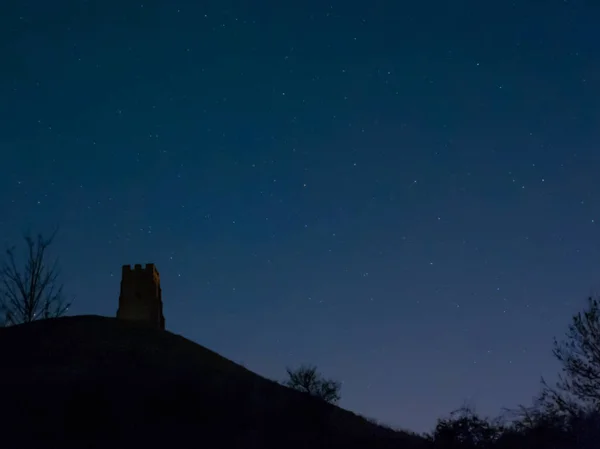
xmin=538 ymin=296 xmax=600 ymax=415
xmin=0 ymin=231 xmax=71 ymax=326
xmin=283 ymin=364 xmax=341 ymax=404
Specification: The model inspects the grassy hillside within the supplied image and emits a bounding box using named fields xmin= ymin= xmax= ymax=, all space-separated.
xmin=0 ymin=316 xmax=428 ymax=449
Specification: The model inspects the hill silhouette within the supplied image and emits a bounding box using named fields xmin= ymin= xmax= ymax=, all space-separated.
xmin=0 ymin=316 xmax=429 ymax=449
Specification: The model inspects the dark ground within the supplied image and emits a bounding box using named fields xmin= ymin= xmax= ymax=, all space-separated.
xmin=0 ymin=316 xmax=429 ymax=449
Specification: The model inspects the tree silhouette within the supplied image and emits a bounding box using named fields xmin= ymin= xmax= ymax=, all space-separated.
xmin=538 ymin=296 xmax=600 ymax=415
xmin=429 ymin=296 xmax=600 ymax=449
xmin=283 ymin=365 xmax=341 ymax=404
xmin=0 ymin=231 xmax=71 ymax=326
xmin=432 ymin=406 xmax=503 ymax=449
xmin=495 ymin=295 xmax=600 ymax=449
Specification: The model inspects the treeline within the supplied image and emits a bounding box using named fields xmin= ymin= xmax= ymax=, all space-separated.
xmin=425 ymin=296 xmax=600 ymax=448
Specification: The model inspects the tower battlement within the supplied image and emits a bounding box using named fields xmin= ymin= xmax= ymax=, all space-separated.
xmin=117 ymin=262 xmax=165 ymax=330
xmin=122 ymin=263 xmax=159 ymax=277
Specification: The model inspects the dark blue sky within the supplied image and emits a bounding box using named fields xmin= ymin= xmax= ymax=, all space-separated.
xmin=1 ymin=0 xmax=599 ymax=433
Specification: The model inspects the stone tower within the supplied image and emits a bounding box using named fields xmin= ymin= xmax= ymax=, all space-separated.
xmin=117 ymin=263 xmax=165 ymax=330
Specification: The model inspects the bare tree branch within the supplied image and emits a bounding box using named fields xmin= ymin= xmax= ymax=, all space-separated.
xmin=0 ymin=230 xmax=71 ymax=326
xmin=538 ymin=296 xmax=600 ymax=415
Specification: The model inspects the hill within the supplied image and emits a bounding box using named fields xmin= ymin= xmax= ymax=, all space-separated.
xmin=0 ymin=316 xmax=429 ymax=449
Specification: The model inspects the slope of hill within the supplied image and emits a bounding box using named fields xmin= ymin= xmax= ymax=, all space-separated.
xmin=0 ymin=316 xmax=429 ymax=449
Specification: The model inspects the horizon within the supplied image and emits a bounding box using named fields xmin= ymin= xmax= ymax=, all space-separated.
xmin=1 ymin=0 xmax=599 ymax=435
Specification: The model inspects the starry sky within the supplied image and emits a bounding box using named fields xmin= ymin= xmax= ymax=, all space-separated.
xmin=1 ymin=0 xmax=599 ymax=434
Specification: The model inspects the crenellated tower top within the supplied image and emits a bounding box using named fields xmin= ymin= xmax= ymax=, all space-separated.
xmin=117 ymin=263 xmax=165 ymax=330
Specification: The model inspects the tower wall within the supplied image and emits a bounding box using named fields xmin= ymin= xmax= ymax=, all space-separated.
xmin=117 ymin=263 xmax=165 ymax=330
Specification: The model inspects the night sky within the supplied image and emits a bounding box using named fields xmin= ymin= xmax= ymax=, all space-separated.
xmin=1 ymin=0 xmax=599 ymax=434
